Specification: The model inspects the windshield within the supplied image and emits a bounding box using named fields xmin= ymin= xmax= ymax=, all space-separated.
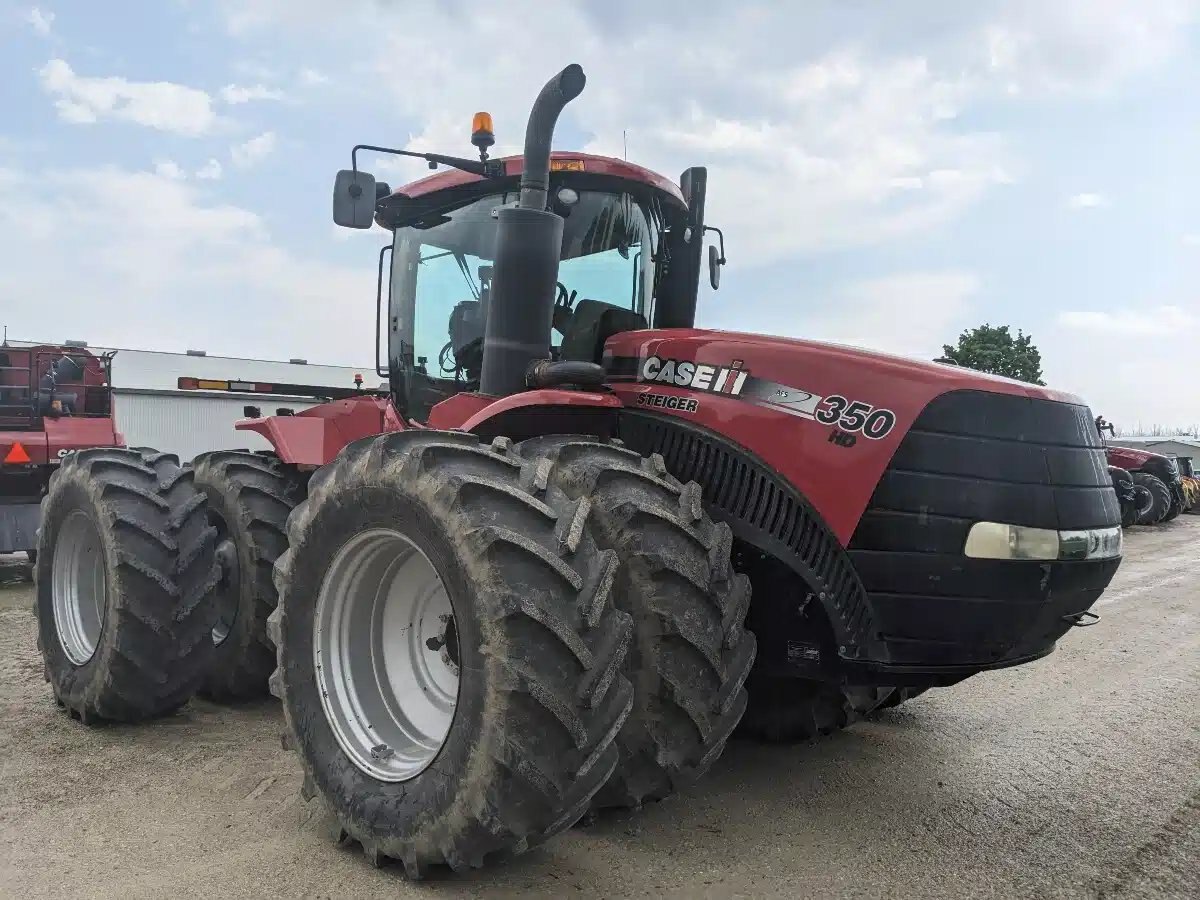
xmin=389 ymin=189 xmax=657 ymax=384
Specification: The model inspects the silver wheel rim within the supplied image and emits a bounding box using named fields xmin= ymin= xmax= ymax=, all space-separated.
xmin=314 ymin=528 xmax=459 ymax=782
xmin=52 ymin=510 xmax=108 ymax=665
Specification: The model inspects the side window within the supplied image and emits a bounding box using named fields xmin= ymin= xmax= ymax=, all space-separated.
xmin=411 ymin=251 xmax=485 ymax=377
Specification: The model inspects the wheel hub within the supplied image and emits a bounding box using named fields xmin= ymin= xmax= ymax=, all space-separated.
xmin=51 ymin=510 xmax=108 ymax=665
xmin=1134 ymin=486 xmax=1154 ymax=517
xmin=314 ymin=528 xmax=459 ymax=782
xmin=212 ymin=532 xmax=239 ymax=645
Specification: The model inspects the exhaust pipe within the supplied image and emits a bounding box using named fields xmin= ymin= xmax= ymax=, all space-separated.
xmin=480 ymin=65 xmax=586 ymax=398
xmin=518 ymin=64 xmax=586 ymax=211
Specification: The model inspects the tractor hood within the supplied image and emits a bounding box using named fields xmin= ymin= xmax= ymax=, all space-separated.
xmin=1106 ymin=445 xmax=1170 ymax=470
xmin=604 ymin=328 xmax=1101 ymax=543
xmin=608 ymin=329 xmax=1079 ymax=404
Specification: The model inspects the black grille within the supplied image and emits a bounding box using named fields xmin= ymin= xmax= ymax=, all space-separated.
xmin=618 ymin=409 xmax=876 ymax=655
xmin=847 ymin=389 xmax=1121 ymax=666
xmin=850 ymin=390 xmax=1120 ymax=555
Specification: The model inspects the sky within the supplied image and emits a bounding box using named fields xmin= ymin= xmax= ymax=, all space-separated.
xmin=1 ymin=0 xmax=1197 ymax=430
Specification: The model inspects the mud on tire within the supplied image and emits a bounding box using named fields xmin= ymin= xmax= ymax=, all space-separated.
xmin=268 ymin=432 xmax=634 ymax=876
xmin=34 ymin=448 xmax=218 ymax=723
xmin=191 ymin=451 xmax=305 ymax=701
xmin=517 ymin=436 xmax=756 ymax=810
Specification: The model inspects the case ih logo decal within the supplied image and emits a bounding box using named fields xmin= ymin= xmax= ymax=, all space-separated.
xmin=640 ymin=356 xmax=749 ymax=395
xmin=622 ymin=355 xmax=898 ymax=440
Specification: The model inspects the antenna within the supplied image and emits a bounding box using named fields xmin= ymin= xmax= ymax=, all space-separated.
xmin=623 ymin=130 xmax=628 ymax=160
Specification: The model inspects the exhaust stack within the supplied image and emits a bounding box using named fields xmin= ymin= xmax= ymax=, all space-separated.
xmin=479 ymin=65 xmax=586 ymax=398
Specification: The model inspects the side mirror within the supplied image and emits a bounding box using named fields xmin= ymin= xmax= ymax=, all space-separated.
xmin=333 ymin=169 xmax=378 ymax=229
xmin=708 ymin=244 xmax=723 ymax=290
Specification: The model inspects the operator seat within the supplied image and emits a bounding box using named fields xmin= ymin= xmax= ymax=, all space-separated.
xmin=559 ymin=298 xmax=647 ymax=364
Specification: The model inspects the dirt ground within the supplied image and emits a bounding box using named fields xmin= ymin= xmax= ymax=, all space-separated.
xmin=1 ymin=518 xmax=1197 ymax=899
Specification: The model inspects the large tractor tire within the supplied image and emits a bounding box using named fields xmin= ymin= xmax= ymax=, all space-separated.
xmin=739 ymin=679 xmax=890 ymax=742
xmin=1131 ymin=472 xmax=1171 ymax=525
xmin=516 ymin=436 xmax=756 ymax=810
xmin=1161 ymin=487 xmax=1183 ymax=523
xmin=191 ymin=451 xmax=305 ymax=700
xmin=34 ymin=448 xmax=218 ymax=723
xmin=268 ymin=432 xmax=634 ymax=876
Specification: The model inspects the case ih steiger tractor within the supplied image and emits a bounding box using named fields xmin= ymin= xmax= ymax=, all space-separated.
xmin=1096 ymin=417 xmax=1188 ymax=525
xmin=1 ymin=342 xmax=119 ymax=558
xmin=33 ymin=66 xmax=1124 ymax=876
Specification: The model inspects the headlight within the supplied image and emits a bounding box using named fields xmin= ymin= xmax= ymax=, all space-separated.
xmin=964 ymin=522 xmax=1122 ymax=561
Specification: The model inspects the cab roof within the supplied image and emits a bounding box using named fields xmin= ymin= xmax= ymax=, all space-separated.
xmin=388 ymin=152 xmax=686 ymax=206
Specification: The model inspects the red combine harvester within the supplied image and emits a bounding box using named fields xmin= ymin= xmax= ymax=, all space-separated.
xmin=0 ymin=343 xmax=120 ymax=557
xmin=33 ymin=66 xmax=1122 ymax=876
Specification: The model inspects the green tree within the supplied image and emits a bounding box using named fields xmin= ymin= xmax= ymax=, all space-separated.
xmin=939 ymin=324 xmax=1045 ymax=385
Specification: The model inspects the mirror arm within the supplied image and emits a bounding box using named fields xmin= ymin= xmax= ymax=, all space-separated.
xmin=703 ymin=224 xmax=726 ymax=264
xmin=352 ymin=144 xmax=505 ymax=179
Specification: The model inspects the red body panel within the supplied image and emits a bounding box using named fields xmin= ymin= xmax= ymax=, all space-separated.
xmin=250 ymin=390 xmax=623 ymax=466
xmin=236 ymin=395 xmax=405 ymax=466
xmin=389 ymin=152 xmax=686 ymax=207
xmin=1105 ymin=446 xmax=1160 ymax=471
xmin=243 ymin=329 xmax=1089 ymax=547
xmin=606 ymin=329 xmax=1084 ymax=544
xmin=438 ymin=389 xmax=621 ymax=433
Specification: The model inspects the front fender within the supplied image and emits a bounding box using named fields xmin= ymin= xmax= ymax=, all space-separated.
xmin=236 ymin=395 xmax=404 ymax=466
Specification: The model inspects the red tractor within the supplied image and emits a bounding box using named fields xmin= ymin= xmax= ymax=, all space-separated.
xmin=1 ymin=343 xmax=120 ymax=559
xmin=33 ymin=66 xmax=1123 ymax=876
xmin=1096 ymin=417 xmax=1187 ymax=525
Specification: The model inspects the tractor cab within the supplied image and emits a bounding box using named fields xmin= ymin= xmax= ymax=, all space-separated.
xmin=380 ymin=156 xmax=699 ymax=421
xmin=334 ymin=96 xmax=720 ymax=423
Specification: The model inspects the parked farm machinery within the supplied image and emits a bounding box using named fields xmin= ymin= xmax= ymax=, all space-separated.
xmin=32 ymin=66 xmax=1122 ymax=876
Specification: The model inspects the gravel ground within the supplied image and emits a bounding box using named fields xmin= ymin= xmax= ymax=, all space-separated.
xmin=1 ymin=518 xmax=1197 ymax=899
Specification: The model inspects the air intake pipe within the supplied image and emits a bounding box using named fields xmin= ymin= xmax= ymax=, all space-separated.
xmin=479 ymin=64 xmax=586 ymax=398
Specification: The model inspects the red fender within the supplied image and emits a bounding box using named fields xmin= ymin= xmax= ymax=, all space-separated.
xmin=429 ymin=388 xmax=621 ymax=434
xmin=236 ymin=395 xmax=405 ymax=466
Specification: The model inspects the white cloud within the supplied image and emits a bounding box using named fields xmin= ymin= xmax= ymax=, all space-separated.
xmin=153 ymin=160 xmax=186 ymax=180
xmin=1045 ymin=297 xmax=1199 ymax=426
xmin=1183 ymin=233 xmax=1200 ymax=246
xmin=1067 ymin=192 xmax=1109 ymax=209
xmin=195 ymin=158 xmax=223 ymax=180
xmin=980 ymin=0 xmax=1197 ymax=95
xmin=37 ymin=59 xmax=217 ymax=136
xmin=298 ymin=67 xmax=329 ymax=86
xmin=0 ymin=164 xmax=373 ymax=363
xmin=219 ymin=83 xmax=286 ymax=104
xmin=801 ymin=271 xmax=981 ymax=358
xmin=358 ymin=8 xmax=1014 ymax=264
xmin=27 ymin=6 xmax=54 ymax=35
xmin=230 ymin=131 xmax=277 ymax=167
xmin=1057 ymin=305 xmax=1197 ymax=336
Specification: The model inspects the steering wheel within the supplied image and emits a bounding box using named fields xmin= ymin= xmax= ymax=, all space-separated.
xmin=555 ymin=281 xmax=577 ymax=312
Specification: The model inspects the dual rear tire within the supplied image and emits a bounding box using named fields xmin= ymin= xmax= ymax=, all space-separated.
xmin=34 ymin=448 xmax=218 ymax=722
xmin=34 ymin=432 xmax=755 ymax=875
